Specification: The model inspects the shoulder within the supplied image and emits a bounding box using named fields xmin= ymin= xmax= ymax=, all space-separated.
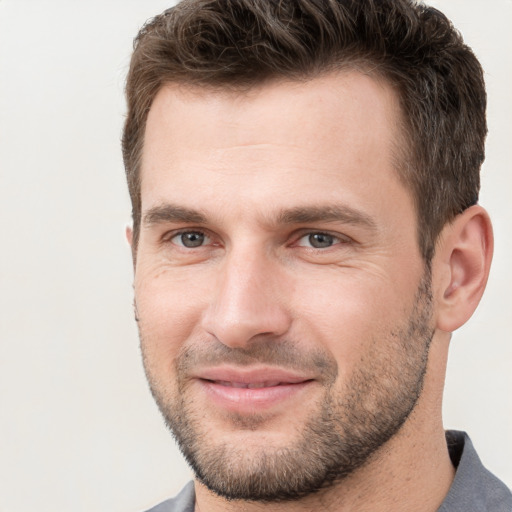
xmin=143 ymin=481 xmax=195 ymax=512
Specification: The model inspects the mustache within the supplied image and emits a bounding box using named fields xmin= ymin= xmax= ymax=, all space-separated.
xmin=175 ymin=338 xmax=338 ymax=383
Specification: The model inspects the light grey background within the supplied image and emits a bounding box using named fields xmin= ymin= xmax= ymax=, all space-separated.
xmin=0 ymin=1 xmax=510 ymax=511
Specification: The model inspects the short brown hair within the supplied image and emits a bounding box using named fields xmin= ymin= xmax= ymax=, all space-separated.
xmin=122 ymin=0 xmax=486 ymax=260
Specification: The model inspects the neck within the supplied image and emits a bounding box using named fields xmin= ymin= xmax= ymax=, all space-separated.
xmin=194 ymin=333 xmax=455 ymax=512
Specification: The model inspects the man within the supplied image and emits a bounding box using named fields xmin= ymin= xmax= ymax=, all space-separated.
xmin=122 ymin=0 xmax=512 ymax=510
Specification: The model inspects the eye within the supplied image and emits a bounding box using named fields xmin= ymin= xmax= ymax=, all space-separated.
xmin=296 ymin=232 xmax=343 ymax=249
xmin=171 ymin=231 xmax=210 ymax=248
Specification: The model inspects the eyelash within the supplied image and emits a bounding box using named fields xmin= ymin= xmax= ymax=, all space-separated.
xmin=166 ymin=230 xmax=213 ymax=248
xmin=294 ymin=231 xmax=349 ymax=249
xmin=164 ymin=229 xmax=351 ymax=250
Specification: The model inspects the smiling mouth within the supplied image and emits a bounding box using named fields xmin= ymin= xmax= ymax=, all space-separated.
xmin=207 ymin=380 xmax=298 ymax=389
xmin=198 ymin=377 xmax=314 ymax=413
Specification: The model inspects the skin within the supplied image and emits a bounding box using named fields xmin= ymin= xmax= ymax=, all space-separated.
xmin=128 ymin=71 xmax=493 ymax=511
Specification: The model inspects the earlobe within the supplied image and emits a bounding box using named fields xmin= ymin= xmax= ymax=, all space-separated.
xmin=435 ymin=205 xmax=493 ymax=333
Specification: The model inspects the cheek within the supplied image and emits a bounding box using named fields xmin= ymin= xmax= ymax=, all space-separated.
xmin=291 ymin=271 xmax=409 ymax=373
xmin=135 ymin=268 xmax=210 ymax=365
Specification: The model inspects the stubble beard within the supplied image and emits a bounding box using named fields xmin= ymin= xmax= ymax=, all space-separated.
xmin=140 ymin=271 xmax=434 ymax=503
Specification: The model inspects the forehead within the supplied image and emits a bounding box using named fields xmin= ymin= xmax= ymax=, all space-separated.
xmin=140 ymin=71 xmax=412 ymax=225
xmin=143 ymin=71 xmax=403 ymax=157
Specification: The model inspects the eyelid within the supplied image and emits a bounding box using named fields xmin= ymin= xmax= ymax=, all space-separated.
xmin=160 ymin=227 xmax=352 ymax=249
xmin=162 ymin=228 xmax=212 ymax=246
xmin=293 ymin=230 xmax=353 ymax=248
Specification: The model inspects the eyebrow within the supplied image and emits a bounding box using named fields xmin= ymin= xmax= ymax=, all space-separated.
xmin=276 ymin=205 xmax=377 ymax=230
xmin=143 ymin=204 xmax=207 ymax=226
xmin=142 ymin=203 xmax=376 ymax=229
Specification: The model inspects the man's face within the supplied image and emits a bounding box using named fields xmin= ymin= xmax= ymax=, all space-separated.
xmin=133 ymin=72 xmax=434 ymax=501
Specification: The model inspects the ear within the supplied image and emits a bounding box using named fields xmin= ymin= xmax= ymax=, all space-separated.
xmin=125 ymin=224 xmax=133 ymax=246
xmin=434 ymin=205 xmax=493 ymax=333
xmin=125 ymin=224 xmax=137 ymax=267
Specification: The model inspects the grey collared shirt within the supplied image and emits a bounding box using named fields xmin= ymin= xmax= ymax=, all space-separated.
xmin=144 ymin=431 xmax=512 ymax=512
xmin=439 ymin=431 xmax=511 ymax=511
xmin=145 ymin=481 xmax=195 ymax=512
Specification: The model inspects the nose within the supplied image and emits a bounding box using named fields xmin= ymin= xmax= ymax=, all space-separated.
xmin=201 ymin=249 xmax=292 ymax=348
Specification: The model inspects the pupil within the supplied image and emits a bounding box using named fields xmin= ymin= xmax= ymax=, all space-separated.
xmin=309 ymin=233 xmax=333 ymax=248
xmin=182 ymin=232 xmax=204 ymax=247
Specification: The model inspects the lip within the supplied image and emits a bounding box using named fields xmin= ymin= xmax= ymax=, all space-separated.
xmin=192 ymin=366 xmax=315 ymax=413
